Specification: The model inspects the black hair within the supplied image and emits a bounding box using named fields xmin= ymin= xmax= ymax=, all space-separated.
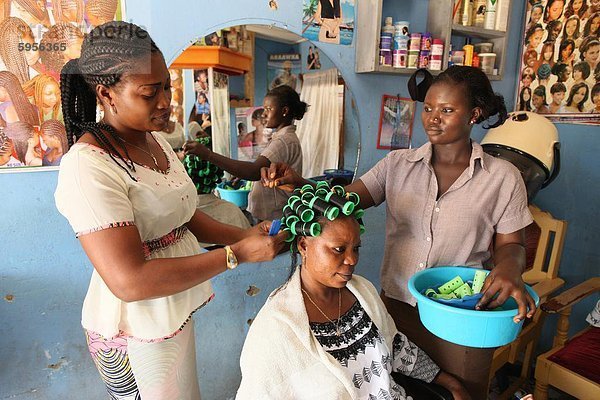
xmin=60 ymin=21 xmax=162 ymax=180
xmin=525 ymin=23 xmax=544 ymax=45
xmin=583 ymin=12 xmax=600 ymax=37
xmin=550 ymin=82 xmax=567 ymax=94
xmin=431 ymin=66 xmax=508 ymax=128
xmin=566 ymin=81 xmax=589 ymax=111
xmin=551 ymin=62 xmax=570 ymax=81
xmin=183 ymin=138 xmax=224 ymax=194
xmin=251 ymin=108 xmax=264 ymax=120
xmin=564 ymin=0 xmax=589 ymax=18
xmin=265 ymin=85 xmax=308 ymax=121
xmin=519 ymin=86 xmax=533 ymax=111
xmin=573 ymin=61 xmax=591 ymax=79
xmin=544 ymin=0 xmax=565 ymax=23
xmin=591 ymin=82 xmax=600 ymax=100
xmin=561 ymin=14 xmax=581 ymax=40
xmin=558 ymin=39 xmax=575 ymax=63
xmin=545 ymin=19 xmax=563 ymax=41
xmin=533 ymin=85 xmax=548 ymax=106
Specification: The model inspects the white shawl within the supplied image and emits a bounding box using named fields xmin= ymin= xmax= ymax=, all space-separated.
xmin=236 ymin=269 xmax=399 ymax=399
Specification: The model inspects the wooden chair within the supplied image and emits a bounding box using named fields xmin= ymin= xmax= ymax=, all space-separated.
xmin=488 ymin=205 xmax=567 ymax=399
xmin=534 ymin=277 xmax=600 ymax=400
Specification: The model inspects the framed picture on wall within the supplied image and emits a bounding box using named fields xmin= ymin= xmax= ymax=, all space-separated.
xmin=0 ymin=0 xmax=126 ymax=171
xmin=515 ymin=1 xmax=600 ymax=124
xmin=377 ymin=95 xmax=415 ymax=150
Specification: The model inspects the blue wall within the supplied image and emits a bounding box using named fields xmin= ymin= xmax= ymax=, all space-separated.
xmin=1 ymin=0 xmax=598 ymax=399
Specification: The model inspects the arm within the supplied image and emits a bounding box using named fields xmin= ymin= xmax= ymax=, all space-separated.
xmin=314 ymin=2 xmax=322 ymax=24
xmin=476 ymin=229 xmax=537 ymax=322
xmin=78 ymin=224 xmax=287 ymax=303
xmin=260 ymin=163 xmax=377 ymax=209
xmin=185 ymin=209 xmax=247 ymax=244
xmin=183 ymin=140 xmax=269 ymax=181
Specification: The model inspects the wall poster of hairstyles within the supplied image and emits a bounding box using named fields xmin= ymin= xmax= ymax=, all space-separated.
xmin=517 ymin=0 xmax=600 ymax=124
xmin=377 ymin=94 xmax=415 ymax=150
xmin=0 ymin=0 xmax=125 ymax=170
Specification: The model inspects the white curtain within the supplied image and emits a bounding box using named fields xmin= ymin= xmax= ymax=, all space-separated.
xmin=209 ymin=68 xmax=231 ymax=157
xmin=296 ymin=68 xmax=340 ymax=178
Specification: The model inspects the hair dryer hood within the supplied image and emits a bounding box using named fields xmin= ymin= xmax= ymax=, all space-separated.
xmin=482 ymin=112 xmax=559 ymax=171
xmin=481 ymin=112 xmax=560 ymax=201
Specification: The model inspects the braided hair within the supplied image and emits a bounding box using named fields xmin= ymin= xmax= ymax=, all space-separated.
xmin=22 ymin=74 xmax=62 ymax=122
xmin=85 ymin=0 xmax=119 ymax=26
xmin=51 ymin=0 xmax=84 ymax=25
xmin=0 ymin=129 xmax=10 ymax=154
xmin=60 ymin=21 xmax=161 ymax=180
xmin=41 ymin=119 xmax=68 ymax=153
xmin=13 ymin=0 xmax=50 ymax=26
xmin=40 ymin=23 xmax=85 ymax=76
xmin=4 ymin=121 xmax=35 ymax=163
xmin=277 ymin=182 xmax=365 ymax=287
xmin=0 ymin=71 xmax=40 ymax=126
xmin=0 ymin=17 xmax=37 ymax=84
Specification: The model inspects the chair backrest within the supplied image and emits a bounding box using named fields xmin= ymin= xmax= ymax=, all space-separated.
xmin=523 ymin=205 xmax=568 ymax=284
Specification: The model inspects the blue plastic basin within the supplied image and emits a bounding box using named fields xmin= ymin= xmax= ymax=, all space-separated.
xmin=408 ymin=266 xmax=539 ymax=348
xmin=216 ymin=181 xmax=251 ymax=208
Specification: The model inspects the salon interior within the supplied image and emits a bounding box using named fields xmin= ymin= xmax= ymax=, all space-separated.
xmin=1 ymin=1 xmax=599 ymax=399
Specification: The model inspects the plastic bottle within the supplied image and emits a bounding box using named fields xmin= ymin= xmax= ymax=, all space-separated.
xmin=495 ymin=0 xmax=510 ymax=31
xmin=473 ymin=0 xmax=487 ymax=28
xmin=485 ymin=0 xmax=498 ymax=30
xmin=379 ymin=16 xmax=394 ymax=66
xmin=463 ymin=38 xmax=474 ymax=66
xmin=461 ymin=0 xmax=474 ymax=26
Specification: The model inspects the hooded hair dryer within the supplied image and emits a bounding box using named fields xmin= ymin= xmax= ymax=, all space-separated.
xmin=481 ymin=112 xmax=560 ymax=202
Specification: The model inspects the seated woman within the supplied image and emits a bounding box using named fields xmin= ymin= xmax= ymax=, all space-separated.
xmin=237 ymin=184 xmax=469 ymax=399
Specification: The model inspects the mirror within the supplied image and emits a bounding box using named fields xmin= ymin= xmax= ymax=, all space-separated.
xmin=163 ymin=24 xmax=360 ymax=221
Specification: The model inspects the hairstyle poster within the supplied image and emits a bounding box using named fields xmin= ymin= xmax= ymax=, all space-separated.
xmin=0 ymin=0 xmax=125 ymax=170
xmin=377 ymin=95 xmax=415 ymax=150
xmin=516 ymin=0 xmax=600 ymax=124
xmin=235 ymin=106 xmax=268 ymax=162
xmin=168 ymin=68 xmax=184 ymax=126
xmin=302 ymin=0 xmax=355 ymax=46
xmin=268 ymin=53 xmax=301 ymax=92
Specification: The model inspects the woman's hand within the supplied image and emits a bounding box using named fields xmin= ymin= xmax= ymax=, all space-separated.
xmin=432 ymin=371 xmax=471 ymax=400
xmin=260 ymin=162 xmax=304 ymax=192
xmin=476 ymin=261 xmax=537 ymax=322
xmin=183 ymin=140 xmax=211 ymax=160
xmin=231 ymin=224 xmax=287 ymax=264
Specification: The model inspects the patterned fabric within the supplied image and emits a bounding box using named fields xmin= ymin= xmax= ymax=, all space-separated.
xmin=76 ymin=221 xmax=135 ymax=237
xmin=86 ymin=322 xmax=201 ymax=400
xmin=311 ymin=301 xmax=439 ymax=400
xmin=142 ymin=225 xmax=189 ymax=259
xmin=587 ymin=300 xmax=600 ymax=327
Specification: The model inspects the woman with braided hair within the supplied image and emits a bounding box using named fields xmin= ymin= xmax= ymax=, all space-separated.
xmin=40 ymin=119 xmax=67 ymax=165
xmin=22 ymin=74 xmax=62 ymax=122
xmin=50 ymin=0 xmax=84 ymax=25
xmin=237 ymin=183 xmax=468 ymax=399
xmin=0 ymin=17 xmax=43 ymax=84
xmin=40 ymin=22 xmax=84 ymax=79
xmin=84 ymin=0 xmax=118 ymax=27
xmin=9 ymin=0 xmax=50 ymax=27
xmin=262 ymin=66 xmax=535 ymax=399
xmin=0 ymin=129 xmax=16 ymax=166
xmin=54 ymin=21 xmax=286 ymax=399
xmin=184 ymin=84 xmax=307 ymax=222
xmin=0 ymin=70 xmax=40 ymax=126
xmin=4 ymin=120 xmax=41 ymax=166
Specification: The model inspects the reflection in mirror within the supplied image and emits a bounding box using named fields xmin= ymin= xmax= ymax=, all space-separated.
xmin=168 ymin=24 xmax=360 ymax=223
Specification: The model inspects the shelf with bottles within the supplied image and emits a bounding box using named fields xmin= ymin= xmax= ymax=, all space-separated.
xmin=355 ymin=0 xmax=511 ymax=80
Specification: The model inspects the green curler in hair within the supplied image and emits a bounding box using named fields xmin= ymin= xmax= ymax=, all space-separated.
xmin=354 ymin=209 xmax=365 ymax=219
xmin=346 ymin=192 xmax=360 ymax=205
xmin=283 ymin=227 xmax=296 ymax=243
xmin=292 ymin=201 xmax=315 ymax=222
xmin=282 ymin=205 xmax=300 ymax=225
xmin=301 ymin=184 xmax=315 ymax=193
xmin=315 ymin=181 xmax=329 ymax=189
xmin=359 ymin=224 xmax=366 ymax=235
xmin=290 ymin=220 xmax=321 ymax=237
xmin=331 ymin=185 xmax=345 ymax=195
xmin=307 ymin=195 xmax=339 ymax=221
xmin=324 ymin=191 xmax=355 ymax=215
